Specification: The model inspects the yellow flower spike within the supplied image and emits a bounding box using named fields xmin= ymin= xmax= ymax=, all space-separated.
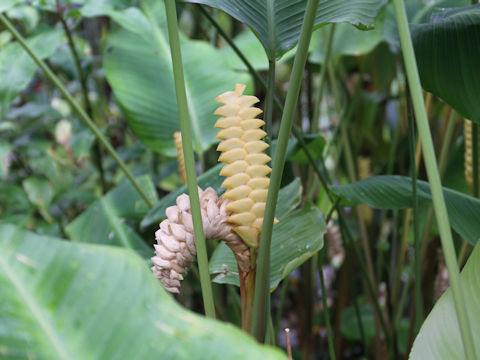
xmin=215 ymin=84 xmax=273 ymax=249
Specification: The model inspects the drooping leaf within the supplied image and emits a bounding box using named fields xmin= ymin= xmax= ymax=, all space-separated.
xmin=185 ymin=0 xmax=387 ymax=60
xmin=0 ymin=29 xmax=62 ymax=118
xmin=0 ymin=224 xmax=286 ymax=360
xmin=331 ymin=176 xmax=480 ymax=245
xmin=141 ymin=163 xmax=224 ymax=229
xmin=411 ymin=5 xmax=480 ymax=122
xmin=65 ymin=175 xmax=158 ymax=257
xmin=410 ymin=242 xmax=480 ymax=359
xmin=210 ymin=202 xmax=325 ymax=290
xmin=85 ymin=2 xmax=250 ymax=155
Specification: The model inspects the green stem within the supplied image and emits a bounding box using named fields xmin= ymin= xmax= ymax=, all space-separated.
xmin=393 ymin=1 xmax=475 ymax=358
xmin=164 ymin=0 xmax=215 ymax=319
xmin=472 ymin=122 xmax=479 ymax=197
xmin=408 ymin=107 xmax=423 ymax=332
xmin=419 ymin=110 xmax=457 ymax=259
xmin=265 ymin=60 xmax=276 ymax=154
xmin=318 ymin=250 xmax=335 ymax=360
xmin=274 ymin=278 xmax=289 ymax=334
xmin=55 ymin=3 xmax=107 ymax=193
xmin=0 ymin=13 xmax=153 ymax=208
xmin=312 ymin=25 xmax=335 ymax=132
xmin=251 ymin=0 xmax=320 ymax=341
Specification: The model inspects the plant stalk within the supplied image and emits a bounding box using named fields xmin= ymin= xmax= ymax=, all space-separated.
xmin=312 ymin=25 xmax=336 ymax=132
xmin=251 ymin=0 xmax=320 ymax=341
xmin=0 ymin=14 xmax=153 ymax=208
xmin=393 ymin=1 xmax=475 ymax=358
xmin=239 ymin=268 xmax=256 ymax=331
xmin=55 ymin=1 xmax=106 ymax=193
xmin=318 ymin=250 xmax=336 ymax=360
xmin=472 ymin=122 xmax=479 ymax=197
xmin=164 ymin=0 xmax=215 ymax=318
xmin=265 ymin=60 xmax=276 ymax=154
xmin=408 ymin=107 xmax=423 ymax=332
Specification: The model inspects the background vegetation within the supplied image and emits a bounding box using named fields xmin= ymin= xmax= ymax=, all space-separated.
xmin=0 ymin=0 xmax=479 ymax=359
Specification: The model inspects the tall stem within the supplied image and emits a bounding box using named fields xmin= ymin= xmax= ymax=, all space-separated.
xmin=318 ymin=250 xmax=336 ymax=360
xmin=55 ymin=3 xmax=106 ymax=192
xmin=265 ymin=60 xmax=276 ymax=154
xmin=0 ymin=14 xmax=153 ymax=208
xmin=251 ymin=0 xmax=320 ymax=341
xmin=408 ymin=107 xmax=423 ymax=332
xmin=312 ymin=25 xmax=335 ymax=132
xmin=393 ymin=1 xmax=475 ymax=358
xmin=163 ymin=0 xmax=215 ymax=318
xmin=472 ymin=122 xmax=479 ymax=197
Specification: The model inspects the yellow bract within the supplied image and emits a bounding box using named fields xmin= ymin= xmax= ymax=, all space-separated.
xmin=215 ymin=84 xmax=272 ymax=248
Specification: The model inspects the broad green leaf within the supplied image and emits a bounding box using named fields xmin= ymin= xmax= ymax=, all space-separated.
xmin=65 ymin=175 xmax=158 ymax=257
xmin=141 ymin=163 xmax=224 ymax=229
xmin=410 ymin=242 xmax=480 ymax=359
xmin=210 ymin=202 xmax=325 ymax=290
xmin=411 ymin=5 xmax=480 ymax=122
xmin=331 ymin=176 xmax=480 ymax=245
xmin=88 ymin=3 xmax=250 ymax=155
xmin=185 ymin=0 xmax=386 ymax=60
xmin=0 ymin=29 xmax=62 ymax=118
xmin=0 ymin=224 xmax=286 ymax=360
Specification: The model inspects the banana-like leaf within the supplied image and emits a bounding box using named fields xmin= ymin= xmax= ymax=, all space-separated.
xmin=410 ymin=242 xmax=480 ymax=359
xmin=185 ymin=0 xmax=386 ymax=60
xmin=82 ymin=2 xmax=250 ymax=155
xmin=0 ymin=29 xmax=62 ymax=118
xmin=0 ymin=224 xmax=286 ymax=359
xmin=331 ymin=176 xmax=480 ymax=245
xmin=65 ymin=175 xmax=158 ymax=257
xmin=411 ymin=5 xmax=480 ymax=122
xmin=210 ymin=202 xmax=325 ymax=291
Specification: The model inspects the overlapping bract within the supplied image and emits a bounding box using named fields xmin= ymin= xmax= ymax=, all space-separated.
xmin=215 ymin=84 xmax=272 ymax=248
xmin=152 ymin=187 xmax=250 ymax=293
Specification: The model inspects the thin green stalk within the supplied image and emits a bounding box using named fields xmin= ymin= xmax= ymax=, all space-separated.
xmin=0 ymin=13 xmax=153 ymax=208
xmin=419 ymin=109 xmax=456 ymax=267
xmin=251 ymin=0 xmax=320 ymax=341
xmin=393 ymin=1 xmax=475 ymax=358
xmin=472 ymin=122 xmax=479 ymax=197
xmin=55 ymin=2 xmax=107 ymax=193
xmin=164 ymin=0 xmax=215 ymax=318
xmin=318 ymin=250 xmax=335 ymax=360
xmin=312 ymin=25 xmax=336 ymax=132
xmin=265 ymin=60 xmax=276 ymax=153
xmin=274 ymin=278 xmax=289 ymax=334
xmin=408 ymin=108 xmax=423 ymax=332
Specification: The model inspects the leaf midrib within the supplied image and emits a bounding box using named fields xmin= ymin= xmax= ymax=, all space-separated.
xmin=0 ymin=245 xmax=71 ymax=360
